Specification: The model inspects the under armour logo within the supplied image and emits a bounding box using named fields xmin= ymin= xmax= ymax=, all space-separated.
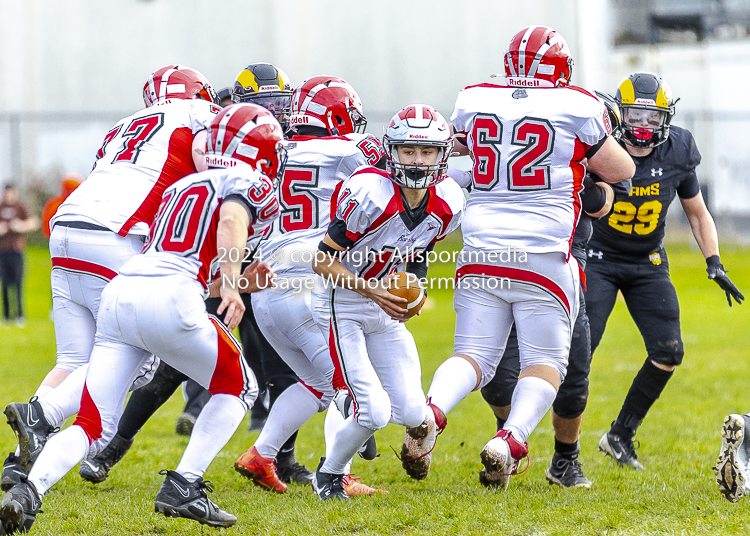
xmin=588 ymin=249 xmax=603 ymax=259
xmin=651 ymin=168 xmax=663 ymax=177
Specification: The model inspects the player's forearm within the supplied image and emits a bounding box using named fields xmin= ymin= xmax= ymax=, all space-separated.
xmin=688 ymin=212 xmax=720 ymax=259
xmin=216 ymin=217 xmax=247 ymax=283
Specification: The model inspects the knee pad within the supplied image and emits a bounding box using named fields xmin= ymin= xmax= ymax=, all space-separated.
xmin=353 ymin=389 xmax=391 ymax=431
xmin=480 ymin=372 xmax=517 ymax=408
xmin=648 ymin=341 xmax=684 ymax=367
xmin=552 ymin=386 xmax=589 ymax=419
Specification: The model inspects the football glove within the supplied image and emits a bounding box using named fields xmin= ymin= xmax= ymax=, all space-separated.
xmin=706 ymin=255 xmax=744 ymax=307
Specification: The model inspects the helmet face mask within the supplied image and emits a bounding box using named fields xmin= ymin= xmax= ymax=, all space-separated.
xmin=384 ymin=105 xmax=452 ymax=189
xmin=594 ymin=90 xmax=623 ymax=141
xmin=616 ymin=72 xmax=676 ymax=149
xmin=232 ymin=63 xmax=293 ymax=132
xmin=290 ymin=76 xmax=367 ymax=136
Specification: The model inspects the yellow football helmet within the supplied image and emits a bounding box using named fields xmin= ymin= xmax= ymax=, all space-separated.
xmin=615 ymin=72 xmax=677 ymax=148
xmin=232 ymin=63 xmax=292 ymax=131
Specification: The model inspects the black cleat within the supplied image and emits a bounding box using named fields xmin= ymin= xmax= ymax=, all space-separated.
xmin=79 ymin=433 xmax=134 ymax=484
xmin=276 ymin=460 xmax=313 ymax=485
xmin=312 ymin=458 xmax=348 ymax=501
xmin=1 ymin=455 xmax=24 ymax=493
xmin=545 ymin=452 xmax=592 ymax=489
xmin=154 ymin=470 xmax=236 ymax=528
xmin=598 ymin=430 xmax=645 ymax=470
xmin=4 ymin=399 xmax=55 ymax=473
xmin=0 ymin=477 xmax=41 ymax=534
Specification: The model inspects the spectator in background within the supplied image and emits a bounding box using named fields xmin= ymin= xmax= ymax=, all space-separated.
xmin=0 ymin=184 xmax=39 ymax=326
xmin=41 ymin=173 xmax=84 ymax=239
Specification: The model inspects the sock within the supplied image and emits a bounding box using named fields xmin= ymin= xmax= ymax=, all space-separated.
xmin=39 ymin=366 xmax=88 ymax=428
xmin=176 ymin=394 xmax=246 ymax=482
xmin=426 ymin=356 xmax=478 ymax=415
xmin=34 ymin=385 xmax=54 ymax=400
xmin=504 ymin=376 xmax=557 ymax=443
xmin=612 ymin=359 xmax=674 ymax=439
xmin=276 ymin=432 xmax=299 ymax=465
xmin=495 ymin=416 xmax=506 ymax=431
xmin=555 ymin=438 xmax=580 ymax=458
xmin=324 ymin=402 xmax=353 ymax=474
xmin=254 ymin=382 xmax=317 ymax=460
xmin=320 ymin=415 xmax=373 ymax=475
xmin=28 ymin=425 xmax=89 ymax=495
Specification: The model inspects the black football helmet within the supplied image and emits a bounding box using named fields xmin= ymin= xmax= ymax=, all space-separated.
xmin=615 ymin=72 xmax=677 ymax=148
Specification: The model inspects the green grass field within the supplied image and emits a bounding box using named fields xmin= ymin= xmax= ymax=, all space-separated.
xmin=1 ymin=240 xmax=749 ymax=535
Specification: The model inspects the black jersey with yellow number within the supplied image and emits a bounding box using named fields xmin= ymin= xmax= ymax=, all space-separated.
xmin=588 ymin=126 xmax=701 ymax=260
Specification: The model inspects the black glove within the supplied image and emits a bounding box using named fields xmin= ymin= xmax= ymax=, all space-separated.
xmin=706 ymin=255 xmax=744 ymax=307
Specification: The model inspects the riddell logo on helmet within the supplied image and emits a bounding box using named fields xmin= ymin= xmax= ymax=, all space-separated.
xmin=205 ymin=155 xmax=237 ymax=168
xmin=507 ymin=78 xmax=542 ymax=87
xmin=409 ymin=134 xmax=428 ymax=139
xmin=290 ymin=116 xmax=309 ymax=125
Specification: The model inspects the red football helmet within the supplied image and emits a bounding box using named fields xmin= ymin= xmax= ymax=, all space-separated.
xmin=503 ymin=25 xmax=573 ymax=88
xmin=383 ymin=104 xmax=452 ymax=189
xmin=143 ymin=65 xmax=218 ymax=107
xmin=204 ymin=103 xmax=287 ymax=184
xmin=289 ymin=75 xmax=366 ymax=135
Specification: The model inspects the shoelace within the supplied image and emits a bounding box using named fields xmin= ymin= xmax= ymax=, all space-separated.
xmin=392 ymin=424 xmax=443 ymax=464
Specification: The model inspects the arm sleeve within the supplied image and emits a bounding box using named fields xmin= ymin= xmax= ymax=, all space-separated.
xmin=325 ymin=217 xmax=356 ymax=250
xmin=581 ymin=176 xmax=608 ymax=214
xmin=405 ymin=242 xmax=435 ymax=280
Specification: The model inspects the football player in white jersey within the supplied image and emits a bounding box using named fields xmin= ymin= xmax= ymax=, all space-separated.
xmin=0 ymin=65 xmax=221 ymax=490
xmin=401 ymin=25 xmax=635 ymax=489
xmin=310 ymin=104 xmax=465 ymax=500
xmin=233 ymin=75 xmax=389 ymax=496
xmin=0 ymin=104 xmax=284 ymax=532
xmin=75 ymin=62 xmax=316 ymax=488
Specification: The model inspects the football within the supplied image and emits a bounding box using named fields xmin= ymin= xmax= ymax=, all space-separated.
xmin=388 ymin=271 xmax=426 ymax=318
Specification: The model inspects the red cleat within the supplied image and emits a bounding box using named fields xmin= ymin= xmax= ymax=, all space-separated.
xmin=234 ymin=446 xmax=288 ymax=493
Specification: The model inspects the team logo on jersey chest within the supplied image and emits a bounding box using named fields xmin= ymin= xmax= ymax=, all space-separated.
xmin=651 ymin=168 xmax=663 ymax=177
xmin=512 ymin=89 xmax=528 ymax=99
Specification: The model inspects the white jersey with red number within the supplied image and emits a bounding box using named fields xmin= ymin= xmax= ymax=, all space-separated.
xmin=331 ymin=168 xmax=464 ymax=279
xmin=119 ymin=164 xmax=280 ymax=288
xmin=53 ymin=99 xmax=221 ymax=236
xmin=451 ymin=83 xmax=609 ymax=255
xmin=257 ymin=133 xmax=385 ymax=278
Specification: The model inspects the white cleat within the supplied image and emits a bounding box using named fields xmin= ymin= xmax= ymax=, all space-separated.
xmin=479 ymin=429 xmax=529 ymax=489
xmin=400 ymin=402 xmax=446 ymax=481
xmin=714 ymin=414 xmax=750 ymax=503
